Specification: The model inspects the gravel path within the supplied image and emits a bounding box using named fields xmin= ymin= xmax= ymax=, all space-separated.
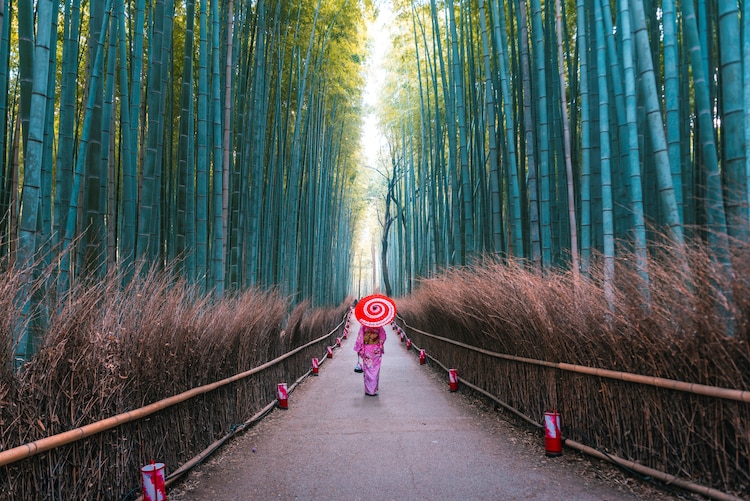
xmin=168 ymin=319 xmax=681 ymax=501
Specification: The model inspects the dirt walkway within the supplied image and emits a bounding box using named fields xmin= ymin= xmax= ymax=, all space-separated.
xmin=168 ymin=319 xmax=678 ymax=500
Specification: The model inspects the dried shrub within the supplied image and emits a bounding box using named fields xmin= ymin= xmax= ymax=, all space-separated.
xmin=0 ymin=257 xmax=20 ymax=369
xmin=398 ymin=238 xmax=750 ymax=497
xmin=0 ymin=266 xmax=348 ymax=500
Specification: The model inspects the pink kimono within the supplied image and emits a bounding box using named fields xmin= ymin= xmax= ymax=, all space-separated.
xmin=354 ymin=325 xmax=386 ymax=395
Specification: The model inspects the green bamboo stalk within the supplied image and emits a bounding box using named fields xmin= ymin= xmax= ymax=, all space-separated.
xmin=81 ymin=0 xmax=107 ymax=276
xmin=14 ymin=0 xmax=56 ymax=361
xmin=101 ymin=7 xmax=117 ymax=270
xmin=746 ymin=0 xmax=750 ymax=218
xmin=446 ymin=0 xmax=473 ymax=259
xmin=681 ymin=0 xmax=728 ymax=246
xmin=284 ymin=0 xmax=322 ymax=297
xmin=516 ymin=0 xmax=541 ymax=268
xmin=554 ymin=0 xmax=578 ymax=276
xmin=16 ymin=0 xmax=33 ymax=150
xmin=0 ymin=0 xmax=9 ymax=256
xmin=59 ymin=0 xmax=113 ymax=294
xmin=489 ymin=0 xmax=523 ymax=259
xmin=477 ymin=0 xmax=502 ymax=253
xmin=137 ymin=0 xmax=169 ymax=264
xmin=598 ymin=0 xmax=628 ymax=240
xmin=630 ymin=0 xmax=684 ymax=246
xmin=576 ymin=0 xmax=591 ymax=275
xmin=196 ymin=0 xmax=210 ymax=292
xmin=117 ymin=0 xmax=136 ymax=279
xmin=429 ymin=0 xmax=458 ymax=266
xmin=618 ymin=0 xmax=649 ymax=301
xmin=717 ymin=0 xmax=747 ymax=240
xmin=246 ymin=0 xmax=270 ymax=286
xmin=54 ymin=0 xmax=78 ymax=252
xmin=175 ymin=0 xmax=197 ymax=277
xmin=223 ymin=0 xmax=235 ymax=283
xmin=38 ymin=2 xmax=59 ymax=268
xmin=210 ymin=0 xmax=225 ymax=296
xmin=0 ymin=0 xmax=4 ymax=55
xmin=594 ymin=0 xmax=614 ymax=311
xmin=662 ymin=0 xmax=682 ymax=222
xmin=529 ymin=0 xmax=553 ymax=268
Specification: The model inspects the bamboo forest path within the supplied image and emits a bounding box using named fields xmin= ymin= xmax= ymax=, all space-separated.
xmin=169 ymin=319 xmax=673 ymax=500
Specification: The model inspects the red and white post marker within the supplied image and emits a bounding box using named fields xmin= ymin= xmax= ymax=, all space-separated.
xmin=327 ymin=346 xmax=333 ymax=358
xmin=141 ymin=462 xmax=166 ymax=501
xmin=311 ymin=358 xmax=319 ymax=375
xmin=419 ymin=349 xmax=426 ymax=365
xmin=449 ymin=369 xmax=459 ymax=392
xmin=406 ymin=339 xmax=412 ymax=350
xmin=277 ymin=383 xmax=289 ymax=409
xmin=544 ymin=410 xmax=562 ymax=456
xmin=336 ymin=337 xmax=342 ymax=347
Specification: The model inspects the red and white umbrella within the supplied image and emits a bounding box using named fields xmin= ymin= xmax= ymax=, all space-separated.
xmin=354 ymin=294 xmax=397 ymax=327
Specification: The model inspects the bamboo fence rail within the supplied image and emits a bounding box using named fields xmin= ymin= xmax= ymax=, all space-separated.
xmin=0 ymin=305 xmax=353 ymax=500
xmin=397 ymin=317 xmax=749 ymax=501
xmin=0 ymin=321 xmax=342 ymax=468
xmin=401 ymin=321 xmax=750 ymax=403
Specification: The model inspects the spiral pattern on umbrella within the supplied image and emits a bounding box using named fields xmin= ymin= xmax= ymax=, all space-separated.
xmin=355 ymin=294 xmax=396 ymax=327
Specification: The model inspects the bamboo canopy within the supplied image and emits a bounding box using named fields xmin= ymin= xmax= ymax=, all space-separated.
xmin=378 ymin=0 xmax=749 ymax=306
xmin=0 ymin=0 xmax=366 ymax=360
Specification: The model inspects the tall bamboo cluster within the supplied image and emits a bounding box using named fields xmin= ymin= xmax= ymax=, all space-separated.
xmin=0 ymin=0 xmax=367 ymax=361
xmin=381 ymin=0 xmax=749 ymax=305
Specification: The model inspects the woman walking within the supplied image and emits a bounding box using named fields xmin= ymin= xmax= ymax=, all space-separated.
xmin=353 ymin=324 xmax=386 ymax=396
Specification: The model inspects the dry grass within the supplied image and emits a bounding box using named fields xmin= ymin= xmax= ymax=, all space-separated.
xmin=397 ymin=238 xmax=750 ymax=497
xmin=2 ymin=233 xmax=748 ymax=498
xmin=0 ymin=256 xmax=19 ymax=367
xmin=0 ymin=266 xmax=350 ymax=500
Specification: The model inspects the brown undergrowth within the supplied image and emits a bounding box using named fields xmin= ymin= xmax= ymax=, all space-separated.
xmin=397 ymin=238 xmax=750 ymax=498
xmin=0 ymin=265 xmax=350 ymax=500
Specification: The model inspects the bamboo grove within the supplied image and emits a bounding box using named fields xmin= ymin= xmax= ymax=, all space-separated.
xmin=0 ymin=0 xmax=368 ymax=361
xmin=378 ymin=0 xmax=750 ymax=309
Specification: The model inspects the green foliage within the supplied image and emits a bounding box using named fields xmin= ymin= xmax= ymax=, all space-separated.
xmin=0 ymin=0 xmax=369 ymax=362
xmin=376 ymin=0 xmax=749 ymax=304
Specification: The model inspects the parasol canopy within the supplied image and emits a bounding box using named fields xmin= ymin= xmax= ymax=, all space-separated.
xmin=355 ymin=294 xmax=397 ymax=327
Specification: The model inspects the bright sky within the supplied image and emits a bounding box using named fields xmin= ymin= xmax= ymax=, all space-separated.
xmin=353 ymin=2 xmax=394 ymax=297
xmin=362 ymin=3 xmax=393 ymax=167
